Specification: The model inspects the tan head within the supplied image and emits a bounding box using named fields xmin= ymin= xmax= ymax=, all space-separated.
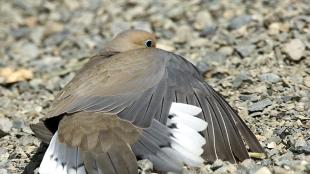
xmin=103 ymin=29 xmax=156 ymax=53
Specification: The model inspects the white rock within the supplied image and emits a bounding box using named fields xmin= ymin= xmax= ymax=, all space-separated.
xmin=283 ymin=39 xmax=305 ymax=61
xmin=255 ymin=167 xmax=272 ymax=174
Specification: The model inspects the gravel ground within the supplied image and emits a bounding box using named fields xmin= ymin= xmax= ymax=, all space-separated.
xmin=0 ymin=0 xmax=309 ymax=173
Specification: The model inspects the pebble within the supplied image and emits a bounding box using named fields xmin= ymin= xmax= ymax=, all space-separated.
xmin=232 ymin=72 xmax=251 ymax=88
xmin=259 ymin=73 xmax=281 ymax=83
xmin=228 ymin=15 xmax=252 ymax=30
xmin=283 ymin=39 xmax=305 ymax=61
xmin=10 ymin=27 xmax=30 ymax=39
xmin=174 ymin=25 xmax=193 ymax=43
xmin=10 ymin=43 xmax=39 ymax=61
xmin=248 ymin=98 xmax=273 ymax=112
xmin=254 ymin=167 xmax=272 ymax=174
xmin=267 ymin=142 xmax=277 ymax=149
xmin=303 ymin=76 xmax=310 ymax=88
xmin=239 ymin=94 xmax=259 ymax=102
xmin=0 ymin=169 xmax=8 ymax=174
xmin=211 ymin=160 xmax=225 ymax=171
xmin=0 ymin=118 xmax=13 ymax=132
xmin=235 ymin=44 xmax=256 ymax=58
xmin=138 ymin=159 xmax=153 ymax=173
xmin=200 ymin=25 xmax=217 ymax=38
xmin=195 ymin=52 xmax=227 ymax=73
xmin=194 ymin=11 xmax=213 ymax=30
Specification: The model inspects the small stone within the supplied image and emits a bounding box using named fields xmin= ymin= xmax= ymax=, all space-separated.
xmin=227 ymin=15 xmax=252 ymax=30
xmin=304 ymin=76 xmax=310 ymax=88
xmin=241 ymin=159 xmax=256 ymax=168
xmin=283 ymin=39 xmax=305 ymax=61
xmin=10 ymin=27 xmax=30 ymax=39
xmin=232 ymin=72 xmax=251 ymax=88
xmin=248 ymin=98 xmax=272 ymax=112
xmin=267 ymin=142 xmax=277 ymax=149
xmin=235 ymin=44 xmax=256 ymax=58
xmin=0 ymin=169 xmax=7 ymax=174
xmin=174 ymin=25 xmax=192 ymax=43
xmin=0 ymin=117 xmax=13 ymax=132
xmin=111 ymin=21 xmax=131 ymax=36
xmin=259 ymin=73 xmax=281 ymax=83
xmin=211 ymin=159 xmax=225 ymax=171
xmin=138 ymin=159 xmax=153 ymax=173
xmin=195 ymin=52 xmax=227 ymax=73
xmin=254 ymin=167 xmax=272 ymax=174
xmin=0 ymin=67 xmax=33 ymax=84
xmin=132 ymin=21 xmax=152 ymax=32
xmin=218 ymin=46 xmax=234 ymax=56
xmin=12 ymin=119 xmax=24 ymax=129
xmin=239 ymin=94 xmax=259 ymax=102
xmin=30 ymin=27 xmax=44 ymax=44
xmin=268 ymin=22 xmax=281 ymax=35
xmin=194 ymin=11 xmax=213 ymax=30
xmin=214 ymin=163 xmax=236 ymax=174
xmin=272 ymin=166 xmax=290 ymax=174
xmin=44 ymin=31 xmax=69 ymax=46
xmin=13 ymin=43 xmax=39 ymax=61
xmin=44 ymin=21 xmax=64 ymax=37
xmin=0 ymin=97 xmax=10 ymax=108
xmin=200 ymin=25 xmax=217 ymax=38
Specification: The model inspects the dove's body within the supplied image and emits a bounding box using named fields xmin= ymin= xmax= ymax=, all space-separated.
xmin=30 ymin=30 xmax=264 ymax=174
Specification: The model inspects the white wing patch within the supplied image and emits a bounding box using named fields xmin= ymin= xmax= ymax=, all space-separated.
xmin=165 ymin=102 xmax=208 ymax=167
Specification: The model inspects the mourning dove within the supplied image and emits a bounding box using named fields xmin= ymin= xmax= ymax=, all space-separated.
xmin=30 ymin=29 xmax=265 ymax=174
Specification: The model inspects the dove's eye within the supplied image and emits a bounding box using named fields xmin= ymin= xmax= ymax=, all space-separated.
xmin=144 ymin=40 xmax=152 ymax=47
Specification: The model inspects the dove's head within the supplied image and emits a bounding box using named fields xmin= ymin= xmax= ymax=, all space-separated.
xmin=103 ymin=29 xmax=157 ymax=53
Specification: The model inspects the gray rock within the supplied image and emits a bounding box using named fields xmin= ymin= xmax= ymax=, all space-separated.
xmin=228 ymin=15 xmax=252 ymax=30
xmin=195 ymin=60 xmax=210 ymax=73
xmin=259 ymin=73 xmax=281 ymax=83
xmin=44 ymin=31 xmax=69 ymax=46
xmin=30 ymin=27 xmax=44 ymax=44
xmin=12 ymin=120 xmax=24 ymax=129
xmin=10 ymin=27 xmax=31 ymax=39
xmin=291 ymin=144 xmax=310 ymax=155
xmin=232 ymin=72 xmax=251 ymax=88
xmin=205 ymin=52 xmax=227 ymax=65
xmin=200 ymin=25 xmax=217 ymax=38
xmin=239 ymin=94 xmax=259 ymax=101
xmin=283 ymin=39 xmax=305 ymax=61
xmin=0 ymin=97 xmax=10 ymax=108
xmin=248 ymin=98 xmax=272 ymax=112
xmin=9 ymin=42 xmax=39 ymax=61
xmin=196 ymin=52 xmax=227 ymax=73
xmin=235 ymin=44 xmax=256 ymax=58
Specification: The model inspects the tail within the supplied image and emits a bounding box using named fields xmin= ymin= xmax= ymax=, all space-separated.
xmin=39 ymin=131 xmax=137 ymax=174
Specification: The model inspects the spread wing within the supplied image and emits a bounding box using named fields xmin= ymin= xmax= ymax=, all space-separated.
xmin=43 ymin=48 xmax=264 ymax=162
